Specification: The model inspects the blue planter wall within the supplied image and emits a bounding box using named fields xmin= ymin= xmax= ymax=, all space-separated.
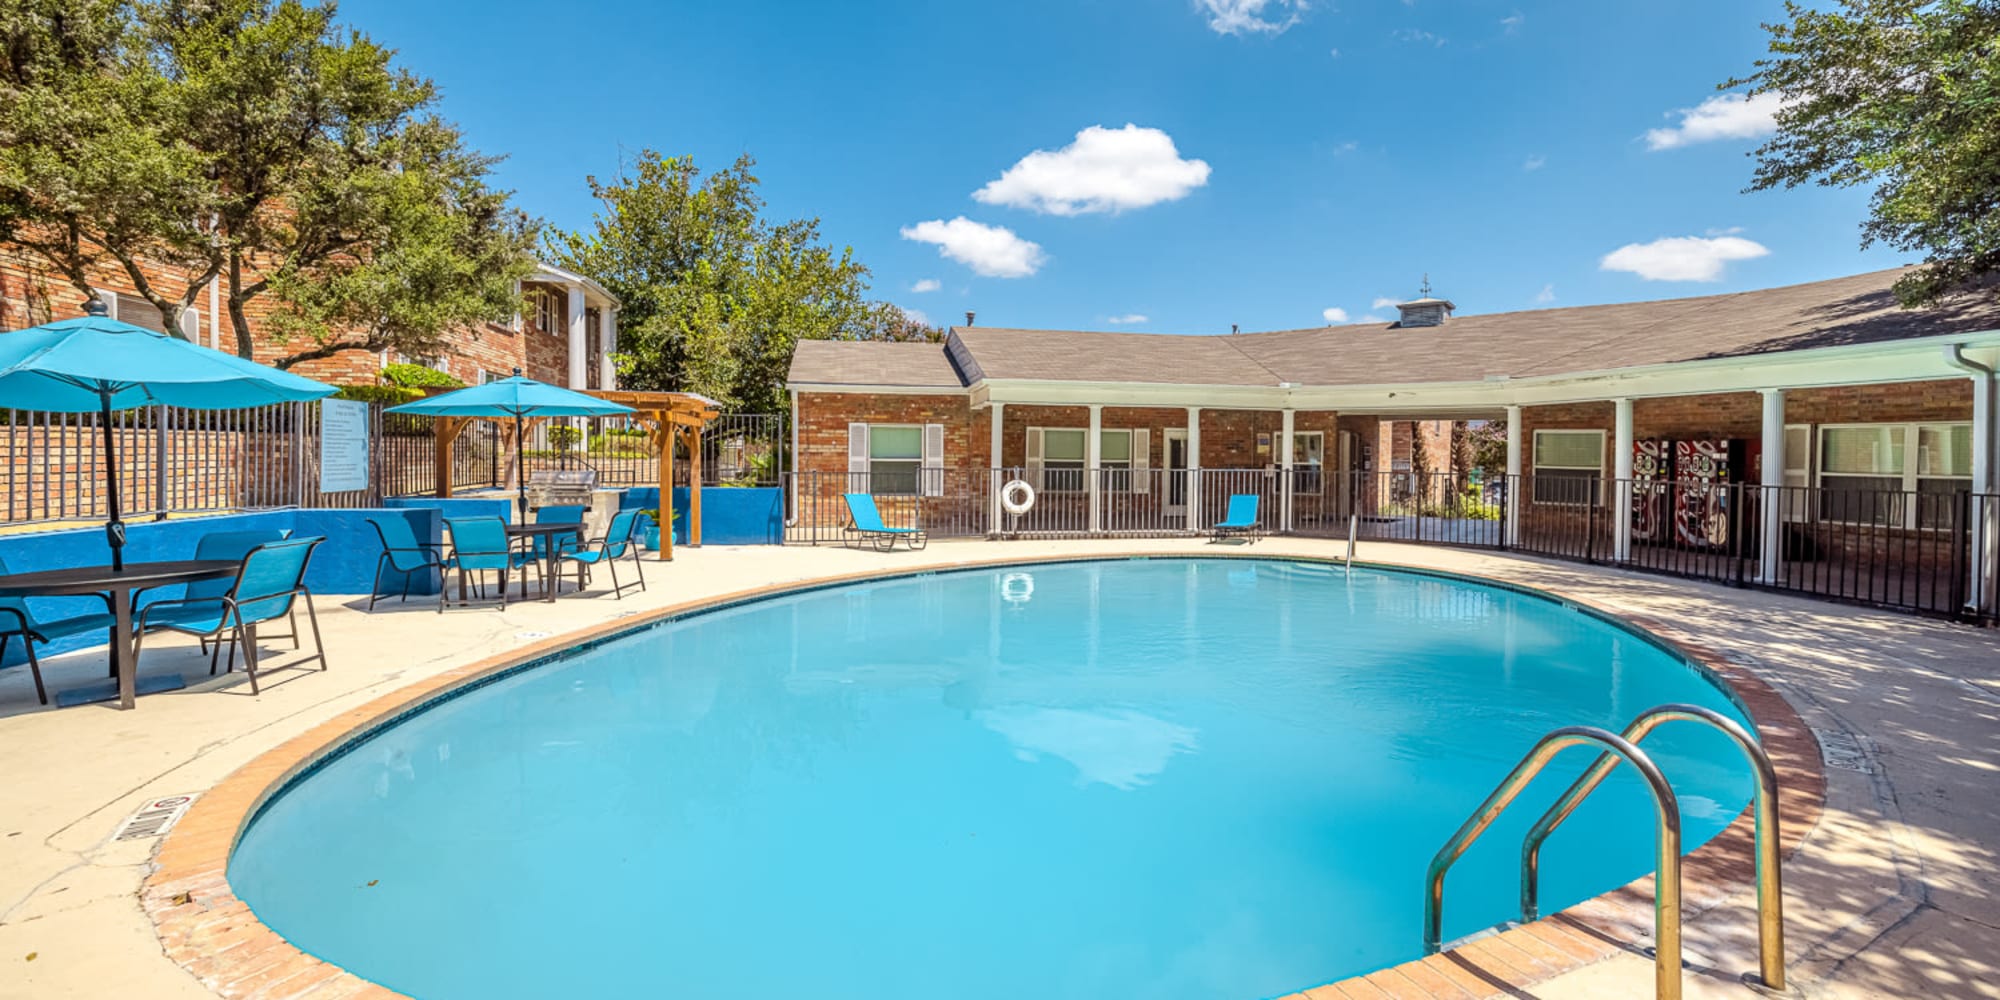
xmin=619 ymin=486 xmax=783 ymax=545
xmin=0 ymin=506 xmax=443 ymax=664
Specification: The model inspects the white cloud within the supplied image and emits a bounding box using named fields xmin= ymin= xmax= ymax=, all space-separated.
xmin=1500 ymin=11 xmax=1524 ymax=32
xmin=1359 ymin=314 xmax=1387 ymax=323
xmin=899 ymin=218 xmax=1047 ymax=279
xmin=1599 ymin=235 xmax=1770 ymax=282
xmin=973 ymin=124 xmax=1212 ymax=216
xmin=1106 ymin=313 xmax=1149 ymax=325
xmin=1644 ymin=92 xmax=1786 ymax=151
xmin=1371 ymin=296 xmax=1399 ymax=310
xmin=1394 ymin=27 xmax=1447 ymax=46
xmin=1322 ymin=307 xmax=1349 ymax=324
xmin=1196 ymin=0 xmax=1306 ymax=36
xmin=1523 ymin=154 xmax=1546 ymax=171
xmin=910 ymin=278 xmax=941 ymax=293
xmin=1535 ymin=284 xmax=1556 ymax=303
xmin=903 ymin=307 xmax=932 ymax=326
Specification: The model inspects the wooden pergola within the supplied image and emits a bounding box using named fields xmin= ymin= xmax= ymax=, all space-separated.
xmin=428 ymin=390 xmax=721 ymax=562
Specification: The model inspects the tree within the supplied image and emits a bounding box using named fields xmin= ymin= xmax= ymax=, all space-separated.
xmin=548 ymin=151 xmax=926 ymax=413
xmin=1736 ymin=0 xmax=2000 ymax=305
xmin=0 ymin=0 xmax=535 ymax=363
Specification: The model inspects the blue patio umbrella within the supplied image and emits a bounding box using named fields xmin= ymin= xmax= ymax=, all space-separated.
xmin=0 ymin=302 xmax=337 ymax=569
xmin=386 ymin=369 xmax=634 ymax=518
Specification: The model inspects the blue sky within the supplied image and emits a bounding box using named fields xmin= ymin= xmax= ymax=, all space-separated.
xmin=339 ymin=0 xmax=1901 ymax=334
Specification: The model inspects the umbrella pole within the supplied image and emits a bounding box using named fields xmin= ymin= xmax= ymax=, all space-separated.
xmin=515 ymin=412 xmax=528 ymax=522
xmin=100 ymin=391 xmax=126 ymax=571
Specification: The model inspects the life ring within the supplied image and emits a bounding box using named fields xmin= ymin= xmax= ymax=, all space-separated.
xmin=1001 ymin=572 xmax=1035 ymax=605
xmin=1000 ymin=479 xmax=1037 ymax=515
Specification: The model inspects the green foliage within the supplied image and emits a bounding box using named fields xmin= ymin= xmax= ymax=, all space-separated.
xmin=546 ymin=425 xmax=581 ymax=453
xmin=380 ymin=362 xmax=463 ymax=389
xmin=1735 ymin=0 xmax=2000 ymax=304
xmin=0 ymin=1 xmax=536 ymax=360
xmin=547 ymin=151 xmax=940 ymax=413
xmin=332 ymin=384 xmax=422 ymax=405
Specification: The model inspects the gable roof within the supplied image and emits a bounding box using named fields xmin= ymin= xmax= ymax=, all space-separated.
xmin=788 ymin=339 xmax=966 ymax=388
xmin=784 ymin=268 xmax=2000 ymax=393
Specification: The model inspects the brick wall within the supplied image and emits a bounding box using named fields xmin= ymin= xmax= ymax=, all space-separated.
xmin=2 ymin=424 xmax=243 ymax=520
xmin=0 ymin=246 xmax=548 ymax=389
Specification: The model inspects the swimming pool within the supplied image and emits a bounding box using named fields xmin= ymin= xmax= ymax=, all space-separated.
xmin=228 ymin=558 xmax=1755 ymax=999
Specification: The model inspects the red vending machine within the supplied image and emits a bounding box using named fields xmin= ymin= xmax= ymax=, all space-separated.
xmin=1672 ymin=439 xmax=1748 ymax=549
xmin=1631 ymin=439 xmax=1670 ymax=541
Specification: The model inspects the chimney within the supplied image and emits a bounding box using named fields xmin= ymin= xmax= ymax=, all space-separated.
xmin=1394 ymin=274 xmax=1454 ymax=329
xmin=1230 ymin=323 xmax=1239 ymax=335
xmin=964 ymin=311 xmax=976 ymax=326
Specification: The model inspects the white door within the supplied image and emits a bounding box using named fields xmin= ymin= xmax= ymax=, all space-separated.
xmin=1164 ymin=428 xmax=1190 ymax=517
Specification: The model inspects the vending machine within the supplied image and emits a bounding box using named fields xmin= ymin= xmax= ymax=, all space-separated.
xmin=1630 ymin=439 xmax=1670 ymax=541
xmin=1672 ymin=439 xmax=1748 ymax=549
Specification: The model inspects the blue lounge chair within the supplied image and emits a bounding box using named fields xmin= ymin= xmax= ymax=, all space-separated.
xmin=441 ymin=516 xmax=537 ymax=611
xmin=366 ymin=517 xmax=445 ymax=611
xmin=557 ymin=509 xmax=646 ymax=599
xmin=135 ymin=537 xmax=328 ymax=695
xmin=842 ymin=493 xmax=927 ymax=552
xmin=1212 ymin=493 xmax=1262 ymax=542
xmin=0 ymin=554 xmax=116 ymax=705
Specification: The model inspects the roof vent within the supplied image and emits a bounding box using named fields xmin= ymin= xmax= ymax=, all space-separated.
xmin=965 ymin=311 xmax=976 ymax=326
xmin=1395 ymin=274 xmax=1454 ymax=329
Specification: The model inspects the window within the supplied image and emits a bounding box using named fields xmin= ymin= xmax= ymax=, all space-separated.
xmin=1031 ymin=428 xmax=1138 ymax=491
xmin=527 ymin=288 xmax=560 ymax=335
xmin=1818 ymin=422 xmax=1972 ymax=527
xmin=848 ymin=423 xmax=944 ymax=497
xmin=1532 ymin=429 xmax=1604 ymax=505
xmin=1292 ymin=431 xmax=1325 ymax=495
xmin=868 ymin=426 xmax=923 ymax=496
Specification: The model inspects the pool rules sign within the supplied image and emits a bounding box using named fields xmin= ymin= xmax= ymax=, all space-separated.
xmin=319 ymin=397 xmax=370 ymax=494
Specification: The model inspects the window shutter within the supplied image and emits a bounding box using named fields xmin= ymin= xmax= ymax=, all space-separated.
xmin=848 ymin=423 xmax=870 ymax=491
xmin=1130 ymin=429 xmax=1150 ymax=493
xmin=1026 ymin=427 xmax=1044 ymax=490
xmin=178 ymin=308 xmax=201 ymax=342
xmin=922 ymin=423 xmax=945 ymax=497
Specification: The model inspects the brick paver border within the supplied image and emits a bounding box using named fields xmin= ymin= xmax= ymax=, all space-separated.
xmin=142 ymin=552 xmax=1826 ymax=1000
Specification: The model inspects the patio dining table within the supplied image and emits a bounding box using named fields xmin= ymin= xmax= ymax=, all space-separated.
xmin=0 ymin=560 xmax=237 ymax=709
xmin=506 ymin=522 xmax=583 ymax=602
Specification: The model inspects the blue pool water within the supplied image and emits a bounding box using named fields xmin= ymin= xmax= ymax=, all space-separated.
xmin=230 ymin=559 xmax=1754 ymax=999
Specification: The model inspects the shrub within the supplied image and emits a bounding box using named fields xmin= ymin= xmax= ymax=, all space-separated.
xmin=380 ymin=363 xmax=464 ymax=390
xmin=332 ymin=384 xmax=424 ymax=406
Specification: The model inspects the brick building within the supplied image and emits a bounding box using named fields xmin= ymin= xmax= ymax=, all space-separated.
xmin=787 ymin=268 xmax=2000 ymax=600
xmin=0 ymin=252 xmax=619 ymax=391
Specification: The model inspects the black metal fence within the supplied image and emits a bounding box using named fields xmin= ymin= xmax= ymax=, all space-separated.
xmin=779 ymin=465 xmax=2000 ymax=625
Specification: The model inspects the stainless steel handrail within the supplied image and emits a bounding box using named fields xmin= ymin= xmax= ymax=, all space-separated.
xmin=1424 ymin=726 xmax=1685 ymax=1000
xmin=1521 ymin=703 xmax=1786 ymax=994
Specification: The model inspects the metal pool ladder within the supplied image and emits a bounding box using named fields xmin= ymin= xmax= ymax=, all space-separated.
xmin=1422 ymin=703 xmax=1788 ymax=1000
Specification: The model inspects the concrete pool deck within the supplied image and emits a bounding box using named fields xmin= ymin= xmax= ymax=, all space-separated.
xmin=2 ymin=538 xmax=1997 ymax=999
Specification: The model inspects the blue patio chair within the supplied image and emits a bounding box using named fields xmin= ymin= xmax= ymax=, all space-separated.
xmin=0 ymin=554 xmax=116 ymax=705
xmin=531 ymin=504 xmax=587 ymax=561
xmin=441 ymin=516 xmax=537 ymax=611
xmin=366 ymin=517 xmax=445 ymax=611
xmin=135 ymin=537 xmax=327 ymax=695
xmin=842 ymin=493 xmax=927 ymax=552
xmin=1212 ymin=493 xmax=1262 ymax=543
xmin=182 ymin=528 xmax=296 ymax=673
xmin=556 ymin=509 xmax=646 ymax=599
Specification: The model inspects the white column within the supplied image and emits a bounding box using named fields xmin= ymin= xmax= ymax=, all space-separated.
xmin=989 ymin=402 xmax=1005 ymax=536
xmin=1087 ymin=404 xmax=1104 ymax=535
xmin=1187 ymin=406 xmax=1203 ymax=530
xmin=1759 ymin=389 xmax=1786 ymax=585
xmin=1504 ymin=405 xmax=1523 ymax=547
xmin=1971 ymin=373 xmax=1996 ymax=609
xmin=1613 ymin=398 xmax=1634 ymax=562
xmin=1279 ymin=409 xmax=1296 ymax=533
xmin=565 ymin=283 xmax=588 ymax=389
xmin=599 ymin=306 xmax=618 ymax=391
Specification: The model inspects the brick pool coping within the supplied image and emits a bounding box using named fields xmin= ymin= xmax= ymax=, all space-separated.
xmin=141 ymin=552 xmax=1827 ymax=1000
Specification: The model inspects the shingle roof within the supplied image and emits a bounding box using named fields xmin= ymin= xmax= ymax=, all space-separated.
xmin=787 ymin=339 xmax=966 ymax=388
xmin=784 ymin=268 xmax=2000 ymax=391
